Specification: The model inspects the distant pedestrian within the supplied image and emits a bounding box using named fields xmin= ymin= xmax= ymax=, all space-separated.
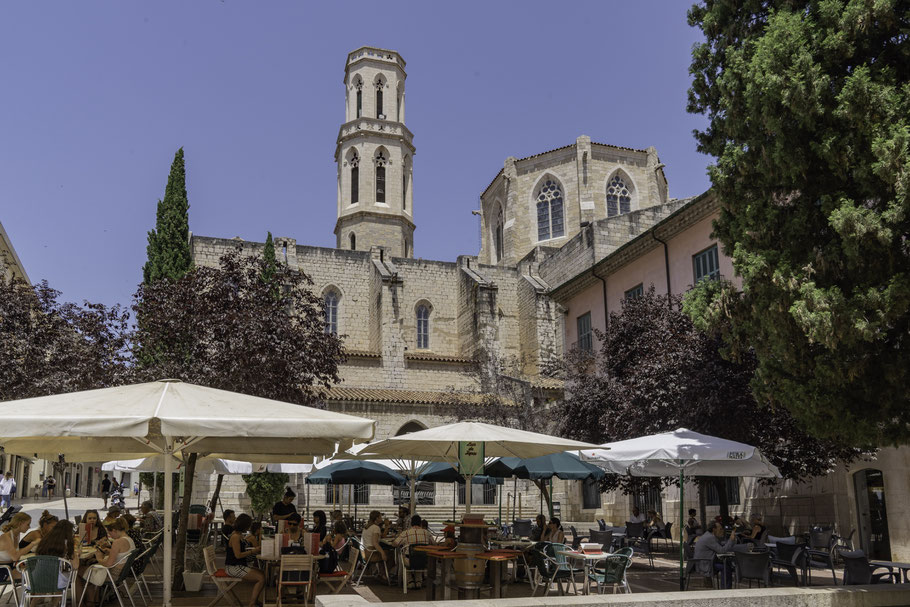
xmin=0 ymin=472 xmax=14 ymax=508
xmin=7 ymin=475 xmax=16 ymax=506
xmin=46 ymin=476 xmax=56 ymax=499
xmin=101 ymin=474 xmax=112 ymax=509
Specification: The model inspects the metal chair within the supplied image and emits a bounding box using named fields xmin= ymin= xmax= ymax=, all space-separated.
xmin=401 ymin=544 xmax=428 ymax=594
xmin=839 ymin=550 xmax=898 ymax=585
xmin=597 ymin=519 xmax=607 ymax=531
xmin=129 ymin=544 xmax=156 ymax=607
xmin=79 ymin=549 xmax=139 ymax=607
xmin=351 ymin=537 xmax=390 ymax=587
xmin=588 ymin=548 xmax=632 ymax=594
xmin=0 ymin=563 xmax=21 ymax=607
xmin=624 ymin=522 xmax=644 ymax=540
xmin=684 ymin=559 xmax=719 ymax=590
xmin=656 ymin=522 xmax=674 ymax=551
xmin=277 ymin=555 xmax=315 ymax=607
xmin=806 ymin=532 xmax=838 ymax=585
xmin=527 ymin=544 xmax=576 ymax=596
xmin=542 ymin=542 xmax=581 ymax=596
xmin=771 ymin=542 xmax=807 ymax=586
xmin=568 ymin=526 xmax=587 ymax=550
xmin=17 ymin=556 xmax=73 ymax=607
xmin=589 ymin=529 xmax=614 ymax=553
xmin=733 ymin=550 xmax=771 ymax=588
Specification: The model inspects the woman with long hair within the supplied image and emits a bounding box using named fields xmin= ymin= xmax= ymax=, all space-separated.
xmin=20 ymin=510 xmax=58 ymax=548
xmin=78 ymin=510 xmax=107 ymax=546
xmin=271 ymin=487 xmax=298 ymax=524
xmin=77 ymin=517 xmax=136 ymax=604
xmin=36 ymin=520 xmax=78 ymax=590
xmin=226 ymin=514 xmax=265 ymax=607
xmin=0 ymin=513 xmax=40 ymax=563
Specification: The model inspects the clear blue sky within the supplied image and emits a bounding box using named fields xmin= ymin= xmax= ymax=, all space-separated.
xmin=1 ymin=1 xmax=710 ymax=309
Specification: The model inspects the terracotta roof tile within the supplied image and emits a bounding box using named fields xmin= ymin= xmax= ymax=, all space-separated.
xmin=405 ymin=352 xmax=474 ymax=364
xmin=325 ymin=387 xmax=491 ymax=405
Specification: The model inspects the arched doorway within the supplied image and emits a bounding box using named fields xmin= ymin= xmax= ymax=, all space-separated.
xmin=854 ymin=469 xmax=891 ymax=559
xmin=395 ymin=420 xmax=427 ymax=436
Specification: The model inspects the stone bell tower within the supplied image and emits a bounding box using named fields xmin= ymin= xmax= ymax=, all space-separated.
xmin=335 ymin=47 xmax=415 ymax=258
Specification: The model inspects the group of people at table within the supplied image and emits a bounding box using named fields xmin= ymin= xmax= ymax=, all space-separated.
xmin=0 ymin=500 xmax=164 ymax=604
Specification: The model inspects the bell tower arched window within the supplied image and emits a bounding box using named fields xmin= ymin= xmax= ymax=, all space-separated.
xmin=536 ymin=178 xmax=565 ymax=241
xmin=375 ymin=151 xmax=387 ymax=203
xmin=349 ymin=232 xmax=356 ymax=250
xmin=354 ymin=78 xmax=363 ymax=119
xmin=349 ymin=150 xmax=359 ymax=204
xmin=416 ymin=305 xmax=430 ymax=349
xmin=494 ymin=205 xmax=504 ymax=262
xmin=376 ymin=81 xmax=384 ymax=118
xmin=324 ymin=291 xmax=339 ymax=335
xmin=607 ymin=174 xmax=632 ymax=217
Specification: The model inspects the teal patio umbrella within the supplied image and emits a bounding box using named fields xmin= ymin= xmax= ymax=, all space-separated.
xmin=305 ymin=460 xmax=406 ymax=486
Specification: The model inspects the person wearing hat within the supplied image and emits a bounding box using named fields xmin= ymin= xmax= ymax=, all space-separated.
xmin=102 ymin=506 xmax=121 ymax=527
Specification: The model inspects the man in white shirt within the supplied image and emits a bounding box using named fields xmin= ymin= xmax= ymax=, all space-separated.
xmin=628 ymin=506 xmax=647 ymax=524
xmin=0 ymin=472 xmax=14 ymax=508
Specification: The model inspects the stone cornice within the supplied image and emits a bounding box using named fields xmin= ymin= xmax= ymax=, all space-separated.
xmin=335 ymin=119 xmax=416 ymax=159
xmin=334 ymin=210 xmax=417 ymax=235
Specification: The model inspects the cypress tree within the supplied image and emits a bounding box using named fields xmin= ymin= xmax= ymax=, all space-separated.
xmin=143 ymin=148 xmax=192 ymax=284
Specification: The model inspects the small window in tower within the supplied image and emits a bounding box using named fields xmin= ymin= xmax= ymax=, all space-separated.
xmin=494 ymin=206 xmax=504 ymax=262
xmin=324 ymin=291 xmax=339 ymax=336
xmin=356 ymin=87 xmax=362 ymax=118
xmin=376 ymin=83 xmax=384 ymax=119
xmin=349 ymin=232 xmax=356 ymax=250
xmin=375 ymin=151 xmax=386 ymax=203
xmin=349 ymin=152 xmax=359 ymax=204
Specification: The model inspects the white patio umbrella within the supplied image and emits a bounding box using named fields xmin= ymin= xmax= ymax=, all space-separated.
xmin=103 ymin=455 xmax=254 ymax=475
xmin=580 ymin=428 xmax=781 ymax=590
xmin=355 ymin=421 xmax=600 ymax=513
xmin=0 ymin=379 xmax=375 ymax=606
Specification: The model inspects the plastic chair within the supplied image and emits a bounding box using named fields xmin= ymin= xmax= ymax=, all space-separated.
xmin=771 ymin=542 xmax=807 ymax=586
xmin=277 ymin=555 xmax=314 ymax=606
xmin=589 ymin=529 xmax=614 ymax=553
xmin=624 ymin=522 xmax=644 ymax=540
xmin=589 ymin=548 xmax=632 ymax=594
xmin=733 ymin=550 xmax=771 ymax=588
xmin=684 ymin=558 xmax=718 ymax=590
xmin=597 ymin=519 xmax=607 ymax=531
xmin=568 ymin=526 xmax=587 ymax=550
xmin=806 ymin=533 xmax=838 ymax=585
xmin=541 ymin=543 xmax=580 ymax=596
xmin=17 ymin=556 xmax=73 ymax=607
xmin=202 ymin=545 xmax=244 ymax=607
xmin=317 ymin=539 xmax=353 ymax=595
xmin=401 ymin=544 xmax=428 ymax=594
xmin=129 ymin=544 xmax=156 ymax=606
xmin=839 ymin=550 xmax=898 ymax=585
xmin=511 ymin=519 xmax=532 ymax=538
xmin=657 ymin=522 xmax=674 ymax=551
xmin=0 ymin=563 xmax=21 ymax=607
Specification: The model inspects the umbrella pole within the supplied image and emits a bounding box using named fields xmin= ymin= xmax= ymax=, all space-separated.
xmin=164 ymin=443 xmax=174 ymax=607
xmin=452 ymin=483 xmax=456 ymax=521
xmin=679 ymin=469 xmax=685 ymax=591
xmin=464 ymin=474 xmax=473 ymax=516
xmin=498 ymin=483 xmax=502 ymax=523
xmin=409 ymin=472 xmax=416 ymax=518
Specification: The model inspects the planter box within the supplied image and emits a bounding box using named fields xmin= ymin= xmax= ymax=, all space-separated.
xmin=184 ymin=572 xmax=204 ymax=592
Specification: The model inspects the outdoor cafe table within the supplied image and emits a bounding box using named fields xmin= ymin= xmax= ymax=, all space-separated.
xmin=421 ymin=548 xmax=466 ymax=601
xmin=871 ymin=561 xmax=910 ymax=584
xmin=557 ymin=549 xmax=612 ymax=595
xmin=475 ymin=551 xmax=520 ymax=598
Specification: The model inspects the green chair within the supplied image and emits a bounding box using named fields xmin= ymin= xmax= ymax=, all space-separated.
xmin=588 ymin=550 xmax=632 ymax=594
xmin=17 ymin=555 xmax=73 ymax=607
xmin=78 ymin=549 xmax=139 ymax=607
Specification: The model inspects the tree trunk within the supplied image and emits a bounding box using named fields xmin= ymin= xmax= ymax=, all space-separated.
xmin=209 ymin=474 xmax=224 ymax=514
xmin=711 ymin=477 xmax=730 ymax=522
xmin=533 ymin=480 xmax=553 ymax=517
xmin=173 ymin=453 xmax=197 ymax=591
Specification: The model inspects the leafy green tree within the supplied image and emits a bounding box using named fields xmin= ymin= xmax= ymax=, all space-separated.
xmin=261 ymin=232 xmax=279 ymax=298
xmin=241 ymin=472 xmax=290 ymax=520
xmin=143 ymin=148 xmax=192 ymax=284
xmin=687 ymin=1 xmax=910 ymax=445
xmin=553 ymin=288 xmax=865 ymax=519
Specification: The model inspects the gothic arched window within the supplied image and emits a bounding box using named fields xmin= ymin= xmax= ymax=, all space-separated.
xmin=416 ymin=305 xmax=430 ymax=349
xmin=349 ymin=151 xmax=359 ymax=204
xmin=354 ymin=79 xmax=363 ymax=118
xmin=536 ymin=178 xmax=565 ymax=241
xmin=607 ymin=174 xmax=632 ymax=217
xmin=402 ymin=156 xmax=410 ymax=211
xmin=376 ymin=81 xmax=384 ymax=118
xmin=324 ymin=290 xmax=339 ymax=335
xmin=349 ymin=232 xmax=356 ymax=250
xmin=494 ymin=205 xmax=504 ymax=262
xmin=375 ymin=151 xmax=387 ymax=203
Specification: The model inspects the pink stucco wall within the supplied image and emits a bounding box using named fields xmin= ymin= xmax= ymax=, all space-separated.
xmin=562 ymin=212 xmax=739 ymax=350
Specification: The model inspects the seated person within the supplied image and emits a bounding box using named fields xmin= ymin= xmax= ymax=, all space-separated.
xmin=395 ymin=506 xmax=411 ymax=533
xmin=693 ymin=521 xmax=735 ymax=588
xmin=311 ymin=510 xmax=328 ymax=541
xmin=77 ymin=510 xmax=108 ymax=546
xmin=361 ymin=510 xmax=392 ymax=581
xmin=685 ymin=508 xmax=702 ymax=539
xmin=36 ymin=520 xmax=78 ymax=591
xmin=441 ymin=525 xmax=457 ymax=549
xmin=102 ymin=506 xmax=121 ymax=527
xmin=77 ymin=518 xmax=136 ymax=604
xmin=20 ymin=510 xmax=57 ymax=548
xmin=541 ymin=517 xmax=566 ymax=544
xmin=221 ymin=509 xmax=236 ymax=541
xmin=247 ymin=521 xmax=263 ymax=549
xmin=139 ymin=501 xmax=163 ymax=533
xmin=739 ymin=514 xmax=766 ymax=543
xmin=628 ymin=506 xmax=647 ymax=524
xmin=285 ymin=513 xmax=303 ymax=543
xmin=324 ymin=521 xmax=348 ymax=551
xmin=226 ymin=514 xmax=265 ymax=607
xmin=529 ymin=514 xmax=547 ymax=542
xmin=0 ymin=513 xmax=42 ymax=575
xmin=647 ymin=509 xmax=665 ymax=531
xmin=393 ymin=515 xmax=434 ymax=573
xmin=271 ymin=488 xmax=298 ymax=524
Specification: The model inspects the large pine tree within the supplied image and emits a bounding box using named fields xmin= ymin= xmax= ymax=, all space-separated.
xmin=143 ymin=148 xmax=192 ymax=284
